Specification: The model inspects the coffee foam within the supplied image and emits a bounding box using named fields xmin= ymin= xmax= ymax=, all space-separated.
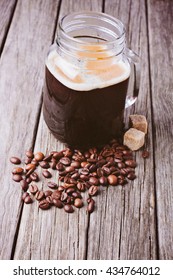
xmin=46 ymin=48 xmax=130 ymax=91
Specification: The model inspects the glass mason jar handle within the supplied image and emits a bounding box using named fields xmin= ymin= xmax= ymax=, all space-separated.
xmin=125 ymin=48 xmax=140 ymax=108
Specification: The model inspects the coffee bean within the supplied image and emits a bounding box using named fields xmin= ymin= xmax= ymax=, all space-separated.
xmin=63 ymin=148 xmax=73 ymax=158
xmin=22 ymin=192 xmax=29 ymax=201
xmin=96 ymin=159 xmax=107 ymax=167
xmin=52 ymin=151 xmax=63 ymax=160
xmin=31 ymin=159 xmax=39 ymax=166
xmin=117 ymin=162 xmax=126 ymax=169
xmin=29 ymin=184 xmax=38 ymax=194
xmin=71 ymin=172 xmax=80 ymax=180
xmin=66 ymin=187 xmax=75 ymax=195
xmin=25 ymin=163 xmax=36 ymax=171
xmin=125 ymin=160 xmax=137 ymax=168
xmin=20 ymin=180 xmax=29 ymax=191
xmin=39 ymin=161 xmax=50 ymax=169
xmin=26 ymin=167 xmax=35 ymax=178
xmin=56 ymin=162 xmax=64 ymax=171
xmin=44 ymin=190 xmax=53 ymax=197
xmin=58 ymin=186 xmax=64 ymax=192
xmin=107 ymin=174 xmax=118 ymax=186
xmin=43 ymin=154 xmax=53 ymax=162
xmin=25 ymin=150 xmax=34 ymax=158
xmin=34 ymin=152 xmax=44 ymax=162
xmin=53 ymin=199 xmax=64 ymax=208
xmin=39 ymin=199 xmax=50 ymax=210
xmin=59 ymin=170 xmax=67 ymax=176
xmin=25 ymin=157 xmax=32 ymax=164
xmin=102 ymin=166 xmax=111 ymax=176
xmin=24 ymin=195 xmax=33 ymax=204
xmin=84 ymin=151 xmax=91 ymax=158
xmin=81 ymin=161 xmax=88 ymax=168
xmin=74 ymin=198 xmax=83 ymax=208
xmin=97 ymin=167 xmax=104 ymax=177
xmin=77 ymin=182 xmax=85 ymax=192
xmin=59 ymin=157 xmax=71 ymax=166
xmin=87 ymin=158 xmax=97 ymax=163
xmin=88 ymin=185 xmax=99 ymax=196
xmin=12 ymin=174 xmax=23 ymax=182
xmin=12 ymin=167 xmax=23 ymax=175
xmin=122 ymin=150 xmax=133 ymax=156
xmin=52 ymin=190 xmax=61 ymax=200
xmin=50 ymin=159 xmax=57 ymax=170
xmin=10 ymin=156 xmax=21 ymax=164
xmin=99 ymin=176 xmax=108 ymax=186
xmin=72 ymin=192 xmax=82 ymax=199
xmin=71 ymin=161 xmax=81 ymax=169
xmin=89 ymin=164 xmax=97 ymax=172
xmin=64 ymin=204 xmax=74 ymax=213
xmin=142 ymin=150 xmax=149 ymax=158
xmin=87 ymin=200 xmax=95 ymax=213
xmin=127 ymin=172 xmax=136 ymax=180
xmin=35 ymin=191 xmax=45 ymax=201
xmin=89 ymin=177 xmax=99 ymax=186
xmin=80 ymin=168 xmax=89 ymax=176
xmin=66 ymin=166 xmax=75 ymax=173
xmin=26 ymin=177 xmax=32 ymax=184
xmin=46 ymin=196 xmax=54 ymax=205
xmin=42 ymin=170 xmax=52 ymax=178
xmin=30 ymin=172 xmax=39 ymax=182
xmin=47 ymin=181 xmax=57 ymax=189
xmin=61 ymin=192 xmax=68 ymax=202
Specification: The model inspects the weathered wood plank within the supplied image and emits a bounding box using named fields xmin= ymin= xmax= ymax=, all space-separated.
xmin=0 ymin=0 xmax=17 ymax=54
xmin=13 ymin=0 xmax=104 ymax=260
xmin=87 ymin=0 xmax=157 ymax=259
xmin=148 ymin=0 xmax=173 ymax=260
xmin=0 ymin=0 xmax=60 ymax=260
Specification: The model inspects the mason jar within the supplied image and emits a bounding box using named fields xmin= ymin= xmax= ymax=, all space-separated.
xmin=43 ymin=11 xmax=139 ymax=148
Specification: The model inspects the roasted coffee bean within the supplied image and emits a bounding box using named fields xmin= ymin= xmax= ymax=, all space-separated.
xmin=123 ymin=155 xmax=133 ymax=160
xmin=10 ymin=156 xmax=21 ymax=164
xmin=25 ymin=157 xmax=32 ymax=164
xmin=25 ymin=150 xmax=34 ymax=158
xmin=109 ymin=166 xmax=117 ymax=173
xmin=53 ymin=198 xmax=64 ymax=208
xmin=58 ymin=186 xmax=65 ymax=192
xmin=31 ymin=159 xmax=39 ymax=166
xmin=88 ymin=185 xmax=99 ymax=196
xmin=39 ymin=199 xmax=50 ymax=210
xmin=52 ymin=190 xmax=61 ymax=200
xmin=53 ymin=151 xmax=63 ymax=160
xmin=107 ymin=174 xmax=118 ymax=186
xmin=120 ymin=168 xmax=129 ymax=176
xmin=59 ymin=170 xmax=67 ymax=176
xmin=89 ymin=177 xmax=99 ymax=186
xmin=87 ymin=158 xmax=97 ymax=163
xmin=97 ymin=167 xmax=104 ymax=177
xmin=71 ymin=172 xmax=80 ymax=180
xmin=66 ymin=187 xmax=75 ymax=195
xmin=99 ymin=176 xmax=108 ymax=186
xmin=61 ymin=192 xmax=68 ymax=202
xmin=84 ymin=151 xmax=91 ymax=158
xmin=47 ymin=181 xmax=57 ymax=189
xmin=64 ymin=204 xmax=74 ymax=213
xmin=20 ymin=179 xmax=29 ymax=191
xmin=29 ymin=184 xmax=38 ymax=194
xmin=26 ymin=177 xmax=32 ymax=184
xmin=77 ymin=182 xmax=85 ymax=192
xmin=50 ymin=159 xmax=57 ymax=170
xmin=117 ymin=162 xmax=126 ymax=169
xmin=102 ymin=166 xmax=111 ymax=176
xmin=24 ymin=195 xmax=33 ymax=204
xmin=80 ymin=168 xmax=89 ymax=175
xmin=87 ymin=200 xmax=95 ymax=213
xmin=66 ymin=166 xmax=75 ymax=173
xmin=42 ymin=170 xmax=52 ymax=178
xmin=74 ymin=198 xmax=83 ymax=208
xmin=12 ymin=167 xmax=23 ymax=175
xmin=35 ymin=191 xmax=45 ymax=201
xmin=12 ymin=174 xmax=23 ymax=182
xmin=72 ymin=192 xmax=82 ymax=199
xmin=59 ymin=157 xmax=71 ymax=166
xmin=127 ymin=172 xmax=136 ymax=180
xmin=125 ymin=160 xmax=137 ymax=168
xmin=44 ymin=190 xmax=53 ymax=197
xmin=71 ymin=161 xmax=81 ymax=169
xmin=63 ymin=148 xmax=73 ymax=158
xmin=34 ymin=152 xmax=44 ymax=162
xmin=80 ymin=174 xmax=89 ymax=181
xmin=89 ymin=164 xmax=97 ymax=172
xmin=30 ymin=172 xmax=39 ymax=182
xmin=81 ymin=161 xmax=88 ymax=168
xmin=114 ymin=152 xmax=123 ymax=159
xmin=25 ymin=163 xmax=36 ymax=171
xmin=26 ymin=167 xmax=35 ymax=178
xmin=22 ymin=192 xmax=29 ymax=201
xmin=102 ymin=150 xmax=114 ymax=157
xmin=46 ymin=196 xmax=54 ymax=205
xmin=122 ymin=150 xmax=133 ymax=156
xmin=43 ymin=154 xmax=53 ymax=162
xmin=39 ymin=161 xmax=50 ymax=169
xmin=142 ymin=150 xmax=149 ymax=158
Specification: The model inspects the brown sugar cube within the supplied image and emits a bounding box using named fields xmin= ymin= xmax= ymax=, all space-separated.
xmin=129 ymin=114 xmax=148 ymax=134
xmin=124 ymin=128 xmax=145 ymax=151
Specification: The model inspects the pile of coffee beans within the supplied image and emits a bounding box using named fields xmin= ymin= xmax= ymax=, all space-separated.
xmin=10 ymin=139 xmax=138 ymax=214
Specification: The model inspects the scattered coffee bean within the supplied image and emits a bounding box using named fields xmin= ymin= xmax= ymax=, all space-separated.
xmin=39 ymin=199 xmax=50 ymax=210
xmin=53 ymin=199 xmax=64 ymax=208
xmin=22 ymin=192 xmax=29 ymax=201
xmin=71 ymin=161 xmax=81 ymax=168
xmin=12 ymin=174 xmax=23 ymax=182
xmin=34 ymin=152 xmax=44 ymax=162
xmin=66 ymin=187 xmax=76 ymax=195
xmin=25 ymin=157 xmax=32 ymax=164
xmin=43 ymin=154 xmax=53 ymax=162
xmin=20 ymin=179 xmax=29 ymax=191
xmin=44 ymin=190 xmax=53 ymax=197
xmin=31 ymin=159 xmax=39 ymax=166
xmin=89 ymin=177 xmax=99 ymax=186
xmin=72 ymin=192 xmax=82 ymax=199
xmin=35 ymin=191 xmax=45 ymax=201
xmin=25 ymin=150 xmax=34 ymax=158
xmin=30 ymin=172 xmax=39 ymax=182
xmin=99 ymin=176 xmax=108 ymax=186
xmin=61 ymin=192 xmax=68 ymax=202
xmin=87 ymin=199 xmax=95 ymax=213
xmin=142 ymin=150 xmax=149 ymax=158
xmin=25 ymin=163 xmax=36 ymax=171
xmin=50 ymin=159 xmax=57 ymax=170
xmin=26 ymin=177 xmax=32 ymax=184
xmin=66 ymin=166 xmax=75 ymax=173
xmin=24 ymin=195 xmax=33 ymax=204
xmin=88 ymin=185 xmax=99 ymax=196
xmin=10 ymin=156 xmax=21 ymax=164
xmin=52 ymin=190 xmax=61 ymax=200
xmin=47 ymin=181 xmax=57 ymax=189
xmin=59 ymin=157 xmax=71 ymax=166
xmin=77 ymin=182 xmax=85 ymax=192
xmin=125 ymin=160 xmax=137 ymax=168
xmin=127 ymin=172 xmax=136 ymax=180
xmin=46 ymin=196 xmax=54 ymax=205
xmin=29 ymin=184 xmax=38 ymax=194
xmin=12 ymin=167 xmax=23 ymax=175
xmin=107 ymin=174 xmax=118 ymax=186
xmin=64 ymin=204 xmax=74 ymax=213
xmin=42 ymin=170 xmax=52 ymax=178
xmin=74 ymin=198 xmax=83 ymax=208
xmin=39 ymin=161 xmax=50 ymax=169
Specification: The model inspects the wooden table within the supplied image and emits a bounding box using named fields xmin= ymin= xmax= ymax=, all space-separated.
xmin=0 ymin=0 xmax=173 ymax=260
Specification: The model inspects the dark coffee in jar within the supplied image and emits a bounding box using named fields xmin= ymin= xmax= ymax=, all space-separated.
xmin=43 ymin=45 xmax=130 ymax=148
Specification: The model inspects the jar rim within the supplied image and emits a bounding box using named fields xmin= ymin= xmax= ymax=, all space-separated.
xmin=58 ymin=11 xmax=125 ymax=46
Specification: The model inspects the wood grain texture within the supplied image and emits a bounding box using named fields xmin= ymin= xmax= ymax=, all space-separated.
xmin=87 ymin=0 xmax=157 ymax=259
xmin=0 ymin=0 xmax=60 ymax=260
xmin=13 ymin=0 xmax=104 ymax=260
xmin=148 ymin=0 xmax=173 ymax=259
xmin=0 ymin=0 xmax=17 ymax=54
